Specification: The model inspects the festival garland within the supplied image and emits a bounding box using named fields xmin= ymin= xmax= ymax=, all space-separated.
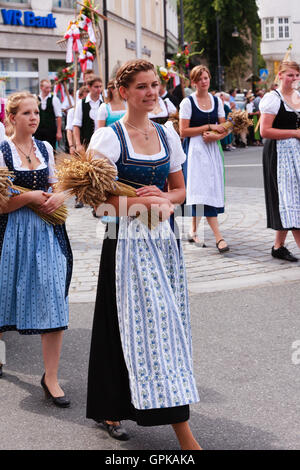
xmin=168 ymin=43 xmax=204 ymax=74
xmin=156 ymin=66 xmax=171 ymax=84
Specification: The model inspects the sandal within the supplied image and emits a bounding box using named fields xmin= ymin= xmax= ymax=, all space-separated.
xmin=216 ymin=239 xmax=229 ymax=253
xmin=187 ymin=233 xmax=207 ymax=248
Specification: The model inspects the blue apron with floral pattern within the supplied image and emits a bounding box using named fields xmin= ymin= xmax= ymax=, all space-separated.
xmin=111 ymin=121 xmax=199 ymax=410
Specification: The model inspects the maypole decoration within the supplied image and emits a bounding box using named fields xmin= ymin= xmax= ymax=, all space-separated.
xmin=57 ymin=2 xmax=107 ymax=103
xmin=168 ymin=43 xmax=204 ymax=97
xmin=77 ymin=1 xmax=108 ymax=79
xmin=79 ymin=40 xmax=96 ymax=72
xmin=64 ymin=21 xmax=84 ymax=64
xmin=54 ymin=65 xmax=75 ymax=107
xmin=156 ymin=66 xmax=171 ymax=85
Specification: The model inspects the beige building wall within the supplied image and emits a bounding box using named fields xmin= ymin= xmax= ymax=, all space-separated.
xmin=104 ymin=0 xmax=165 ymax=79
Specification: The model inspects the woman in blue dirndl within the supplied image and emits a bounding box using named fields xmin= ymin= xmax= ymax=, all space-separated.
xmin=86 ymin=60 xmax=200 ymax=449
xmin=0 ymin=92 xmax=72 ymax=406
xmin=179 ymin=65 xmax=229 ymax=252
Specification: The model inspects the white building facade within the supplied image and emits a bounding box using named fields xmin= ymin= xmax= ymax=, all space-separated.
xmin=258 ymin=0 xmax=300 ymax=77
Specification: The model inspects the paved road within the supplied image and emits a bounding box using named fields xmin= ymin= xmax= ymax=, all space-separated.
xmin=1 ymin=145 xmax=300 ymax=450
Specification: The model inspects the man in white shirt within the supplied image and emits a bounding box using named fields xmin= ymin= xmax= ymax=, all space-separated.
xmin=73 ymin=76 xmax=103 ymax=151
xmin=34 ymin=79 xmax=62 ymax=149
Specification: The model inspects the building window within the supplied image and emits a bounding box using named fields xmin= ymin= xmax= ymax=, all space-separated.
xmin=278 ymin=17 xmax=290 ymax=39
xmin=53 ymin=0 xmax=74 ymax=8
xmin=0 ymin=58 xmax=38 ymax=95
xmin=264 ymin=18 xmax=274 ymax=40
xmin=263 ymin=17 xmax=290 ymax=40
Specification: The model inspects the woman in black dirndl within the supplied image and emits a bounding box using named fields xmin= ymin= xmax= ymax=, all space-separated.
xmin=86 ymin=60 xmax=200 ymax=450
xmin=260 ymin=61 xmax=300 ymax=261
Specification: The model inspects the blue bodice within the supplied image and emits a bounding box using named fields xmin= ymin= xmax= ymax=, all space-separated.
xmin=188 ymin=94 xmax=219 ymax=127
xmin=111 ymin=121 xmax=170 ymax=191
xmin=0 ymin=139 xmax=49 ymax=191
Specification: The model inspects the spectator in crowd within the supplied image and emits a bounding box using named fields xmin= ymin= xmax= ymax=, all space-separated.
xmin=34 ymin=79 xmax=62 ymax=150
xmin=97 ymin=79 xmax=126 ymax=128
xmin=73 ymin=76 xmax=103 ymax=152
xmin=65 ymin=86 xmax=89 ymax=154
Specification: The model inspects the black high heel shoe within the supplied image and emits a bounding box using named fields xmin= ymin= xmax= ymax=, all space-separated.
xmin=41 ymin=373 xmax=70 ymax=408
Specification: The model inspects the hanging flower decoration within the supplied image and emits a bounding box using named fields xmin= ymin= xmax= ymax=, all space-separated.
xmin=156 ymin=66 xmax=170 ymax=84
xmin=79 ymin=0 xmax=100 ymax=25
xmin=79 ymin=41 xmax=96 ymax=72
xmin=54 ymin=65 xmax=75 ymax=103
xmin=168 ymin=43 xmax=204 ymax=74
xmin=64 ymin=21 xmax=84 ymax=63
xmin=78 ymin=13 xmax=96 ymax=43
xmin=55 ymin=65 xmax=75 ymax=84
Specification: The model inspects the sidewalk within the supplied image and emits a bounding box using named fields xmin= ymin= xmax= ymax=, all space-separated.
xmin=66 ymin=186 xmax=300 ymax=303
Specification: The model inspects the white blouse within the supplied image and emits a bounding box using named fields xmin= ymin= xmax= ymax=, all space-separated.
xmin=179 ymin=92 xmax=225 ymax=120
xmin=0 ymin=122 xmax=5 ymax=142
xmin=148 ymin=97 xmax=177 ymax=119
xmin=0 ymin=138 xmax=57 ymax=183
xmin=259 ymin=90 xmax=300 ymax=114
xmin=88 ymin=117 xmax=186 ymax=173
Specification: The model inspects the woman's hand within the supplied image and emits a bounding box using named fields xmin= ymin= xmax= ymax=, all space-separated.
xmin=146 ymin=196 xmax=174 ymax=222
xmin=210 ymin=124 xmax=227 ymax=134
xmin=136 ymin=185 xmax=168 ymax=199
xmin=29 ymin=191 xmax=51 ymax=208
xmin=203 ymin=131 xmax=227 ymax=143
xmin=39 ymin=192 xmax=65 ymax=214
xmin=294 ymin=129 xmax=300 ymax=140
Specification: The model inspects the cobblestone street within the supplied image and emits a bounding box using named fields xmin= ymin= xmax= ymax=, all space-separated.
xmin=67 ymin=186 xmax=300 ymax=303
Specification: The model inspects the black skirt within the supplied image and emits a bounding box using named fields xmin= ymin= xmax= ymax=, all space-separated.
xmin=86 ymin=225 xmax=189 ymax=427
xmin=263 ymin=139 xmax=300 ymax=231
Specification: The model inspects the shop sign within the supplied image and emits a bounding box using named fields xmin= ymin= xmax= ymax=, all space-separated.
xmin=125 ymin=39 xmax=151 ymax=57
xmin=1 ymin=9 xmax=57 ymax=29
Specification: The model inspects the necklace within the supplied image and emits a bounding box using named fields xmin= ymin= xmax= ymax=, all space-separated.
xmin=13 ymin=139 xmax=34 ymax=164
xmin=196 ymin=94 xmax=211 ymax=108
xmin=126 ymin=120 xmax=151 ymax=140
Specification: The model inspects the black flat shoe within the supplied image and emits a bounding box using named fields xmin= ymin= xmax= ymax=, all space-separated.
xmin=216 ymin=238 xmax=229 ymax=253
xmin=0 ymin=364 xmax=3 ymax=378
xmin=41 ymin=373 xmax=70 ymax=408
xmin=97 ymin=420 xmax=129 ymax=441
xmin=271 ymin=245 xmax=298 ymax=262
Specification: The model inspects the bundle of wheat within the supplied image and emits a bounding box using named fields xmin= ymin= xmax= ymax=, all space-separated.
xmin=55 ymin=149 xmax=137 ymax=207
xmin=0 ymin=168 xmax=67 ymax=225
xmin=209 ymin=109 xmax=253 ymax=136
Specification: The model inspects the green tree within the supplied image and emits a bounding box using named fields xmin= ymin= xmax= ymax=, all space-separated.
xmin=180 ymin=0 xmax=260 ymax=88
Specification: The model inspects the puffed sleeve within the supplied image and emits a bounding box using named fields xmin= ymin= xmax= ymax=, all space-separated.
xmin=97 ymin=103 xmax=108 ymax=122
xmin=88 ymin=126 xmax=121 ymax=164
xmin=259 ymin=91 xmax=280 ymax=115
xmin=179 ymin=97 xmax=192 ymax=120
xmin=164 ymin=122 xmax=186 ymax=173
xmin=217 ymin=97 xmax=225 ymax=118
xmin=44 ymin=141 xmax=57 ymax=184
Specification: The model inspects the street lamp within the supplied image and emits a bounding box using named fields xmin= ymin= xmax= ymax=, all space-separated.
xmin=232 ymin=26 xmax=239 ymax=37
xmin=216 ymin=16 xmax=222 ymax=91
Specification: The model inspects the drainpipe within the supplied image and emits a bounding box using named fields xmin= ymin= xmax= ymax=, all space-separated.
xmin=103 ymin=0 xmax=109 ymax=84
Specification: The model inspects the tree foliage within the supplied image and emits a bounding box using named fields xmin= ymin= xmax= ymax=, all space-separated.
xmin=180 ymin=0 xmax=260 ymax=87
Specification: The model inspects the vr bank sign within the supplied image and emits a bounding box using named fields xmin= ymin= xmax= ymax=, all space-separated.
xmin=1 ymin=9 xmax=57 ymax=28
